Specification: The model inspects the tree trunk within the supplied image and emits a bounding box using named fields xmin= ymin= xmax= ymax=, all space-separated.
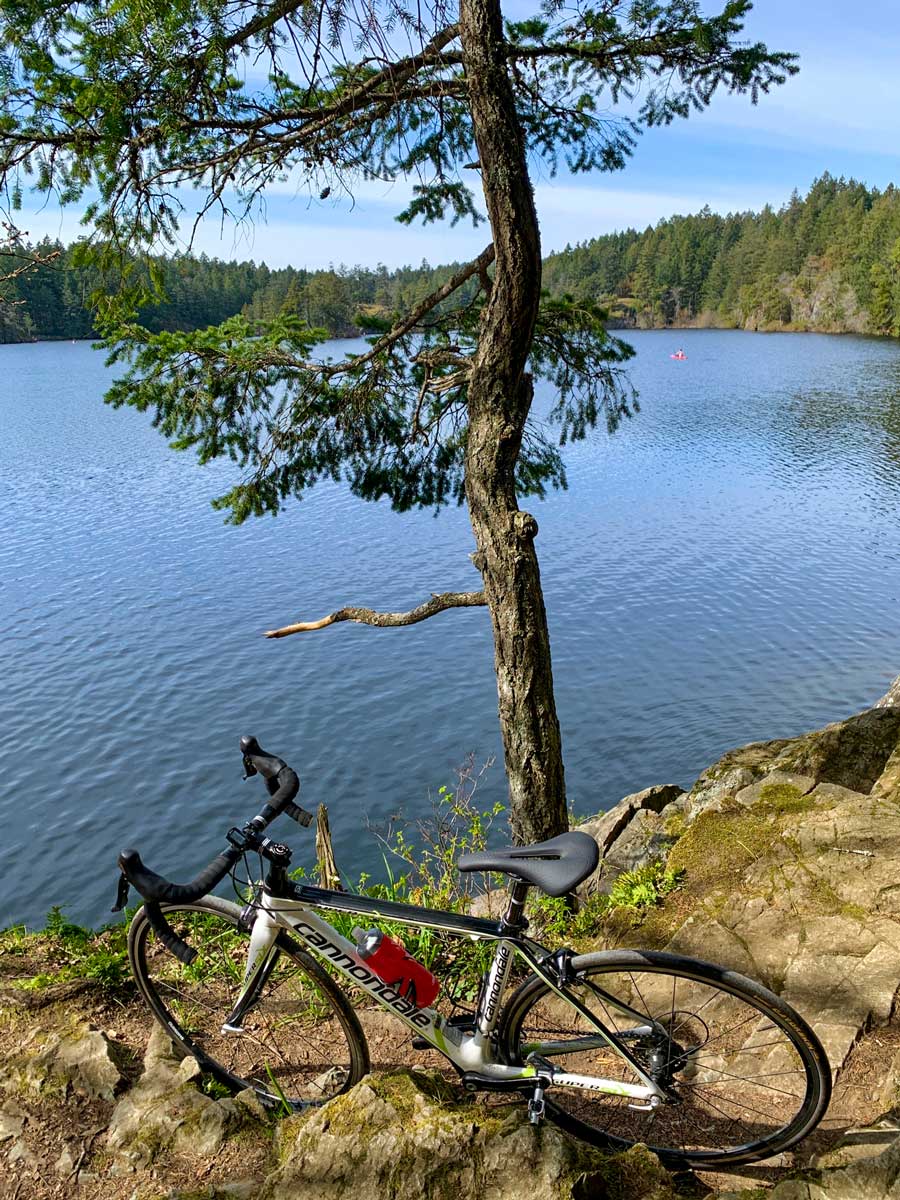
xmin=459 ymin=0 xmax=567 ymax=845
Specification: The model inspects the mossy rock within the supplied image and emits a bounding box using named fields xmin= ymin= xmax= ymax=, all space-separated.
xmin=269 ymin=1069 xmax=678 ymax=1200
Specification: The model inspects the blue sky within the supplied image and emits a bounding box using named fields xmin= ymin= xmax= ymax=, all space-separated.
xmin=17 ymin=0 xmax=900 ymax=270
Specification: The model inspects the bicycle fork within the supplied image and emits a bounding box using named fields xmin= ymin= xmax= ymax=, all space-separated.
xmin=222 ymin=908 xmax=281 ymax=1034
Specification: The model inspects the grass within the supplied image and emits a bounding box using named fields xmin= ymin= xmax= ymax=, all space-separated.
xmin=6 ymin=905 xmax=132 ymax=994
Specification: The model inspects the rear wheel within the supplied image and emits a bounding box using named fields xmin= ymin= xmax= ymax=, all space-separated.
xmin=128 ymin=896 xmax=369 ymax=1108
xmin=499 ymin=949 xmax=830 ymax=1168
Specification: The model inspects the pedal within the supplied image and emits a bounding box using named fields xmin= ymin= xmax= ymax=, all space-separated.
xmin=411 ymin=1035 xmax=430 ymax=1050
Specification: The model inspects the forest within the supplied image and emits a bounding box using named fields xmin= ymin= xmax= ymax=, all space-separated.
xmin=4 ymin=175 xmax=900 ymax=343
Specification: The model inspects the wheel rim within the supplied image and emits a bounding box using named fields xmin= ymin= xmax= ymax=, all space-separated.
xmin=132 ymin=903 xmax=363 ymax=1107
xmin=505 ymin=963 xmax=824 ymax=1164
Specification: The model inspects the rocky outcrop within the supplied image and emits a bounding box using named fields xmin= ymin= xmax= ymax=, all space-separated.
xmin=577 ymin=784 xmax=685 ymax=893
xmin=722 ymin=1135 xmax=900 ymax=1199
xmin=106 ymin=1024 xmax=266 ymax=1170
xmin=268 ymin=1070 xmax=676 ymax=1200
xmin=0 ymin=1019 xmax=122 ymax=1101
xmin=583 ymin=695 xmax=900 ymax=1072
xmin=875 ymin=673 xmax=900 ymax=709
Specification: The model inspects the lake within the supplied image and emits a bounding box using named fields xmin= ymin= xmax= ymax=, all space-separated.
xmin=2 ymin=329 xmax=900 ymax=929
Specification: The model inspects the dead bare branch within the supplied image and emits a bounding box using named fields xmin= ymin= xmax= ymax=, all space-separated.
xmin=264 ymin=589 xmax=486 ymax=638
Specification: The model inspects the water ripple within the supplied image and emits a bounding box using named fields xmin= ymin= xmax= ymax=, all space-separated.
xmin=2 ymin=330 xmax=900 ymax=927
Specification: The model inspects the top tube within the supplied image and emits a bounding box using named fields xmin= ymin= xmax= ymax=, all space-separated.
xmin=289 ymin=882 xmax=513 ymax=940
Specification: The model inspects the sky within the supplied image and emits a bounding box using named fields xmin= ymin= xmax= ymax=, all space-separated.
xmin=15 ymin=0 xmax=900 ymax=271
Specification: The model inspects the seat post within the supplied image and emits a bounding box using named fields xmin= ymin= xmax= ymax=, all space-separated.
xmin=500 ymin=878 xmax=529 ymax=932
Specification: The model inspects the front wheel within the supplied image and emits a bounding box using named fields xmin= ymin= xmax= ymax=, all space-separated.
xmin=499 ymin=949 xmax=831 ymax=1168
xmin=128 ymin=896 xmax=369 ymax=1108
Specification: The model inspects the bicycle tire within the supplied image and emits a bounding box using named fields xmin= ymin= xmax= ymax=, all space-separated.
xmin=128 ymin=896 xmax=369 ymax=1108
xmin=499 ymin=948 xmax=831 ymax=1168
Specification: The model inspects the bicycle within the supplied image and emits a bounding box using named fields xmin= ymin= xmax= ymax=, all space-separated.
xmin=114 ymin=736 xmax=832 ymax=1170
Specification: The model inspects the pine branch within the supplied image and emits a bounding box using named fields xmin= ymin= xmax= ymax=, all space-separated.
xmin=264 ymin=590 xmax=486 ymax=638
xmin=321 ymin=243 xmax=494 ymax=380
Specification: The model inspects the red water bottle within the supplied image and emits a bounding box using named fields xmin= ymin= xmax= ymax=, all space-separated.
xmin=353 ymin=927 xmax=440 ymax=1008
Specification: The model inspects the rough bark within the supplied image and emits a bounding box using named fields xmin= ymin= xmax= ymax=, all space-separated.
xmin=459 ymin=0 xmax=567 ymax=845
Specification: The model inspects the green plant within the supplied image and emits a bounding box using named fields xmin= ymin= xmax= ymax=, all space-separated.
xmin=331 ymin=755 xmax=503 ymax=1005
xmin=527 ymin=860 xmax=685 ymax=947
xmin=0 ymin=923 xmax=28 ymax=955
xmin=45 ymin=905 xmax=92 ymax=946
xmin=608 ymin=861 xmax=684 ymax=910
xmin=15 ymin=907 xmax=132 ymax=995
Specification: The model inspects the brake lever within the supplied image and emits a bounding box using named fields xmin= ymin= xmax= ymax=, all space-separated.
xmin=111 ymin=872 xmax=130 ymax=913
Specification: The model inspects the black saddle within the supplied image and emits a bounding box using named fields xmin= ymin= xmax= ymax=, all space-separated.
xmin=457 ymin=831 xmax=599 ymax=897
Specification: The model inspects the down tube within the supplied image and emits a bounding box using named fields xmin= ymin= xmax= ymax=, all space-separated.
xmin=261 ymin=897 xmax=488 ymax=1065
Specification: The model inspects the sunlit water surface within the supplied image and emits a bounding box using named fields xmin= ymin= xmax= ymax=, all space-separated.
xmin=3 ymin=329 xmax=900 ymax=927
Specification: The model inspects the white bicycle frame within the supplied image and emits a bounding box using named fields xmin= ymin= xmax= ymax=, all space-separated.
xmin=223 ymin=883 xmax=666 ymax=1106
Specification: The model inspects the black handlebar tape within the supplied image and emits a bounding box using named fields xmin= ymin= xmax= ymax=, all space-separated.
xmin=284 ymin=801 xmax=314 ymax=827
xmin=117 ymin=846 xmax=242 ymax=905
xmin=248 ymin=767 xmax=300 ymax=829
xmin=143 ymin=902 xmax=198 ymax=966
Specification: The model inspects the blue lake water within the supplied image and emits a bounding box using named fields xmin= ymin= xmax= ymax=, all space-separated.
xmin=2 ymin=329 xmax=900 ymax=929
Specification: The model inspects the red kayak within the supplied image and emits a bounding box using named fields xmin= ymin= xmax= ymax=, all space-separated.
xmin=670 ymin=352 xmax=687 ymax=360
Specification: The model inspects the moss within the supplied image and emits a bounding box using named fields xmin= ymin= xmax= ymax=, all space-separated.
xmin=667 ymin=810 xmax=783 ymax=892
xmin=663 ymin=810 xmax=687 ymax=839
xmin=786 ymin=863 xmax=870 ymax=922
xmin=573 ymin=1143 xmax=678 ymax=1200
xmin=757 ymin=782 xmax=816 ymax=814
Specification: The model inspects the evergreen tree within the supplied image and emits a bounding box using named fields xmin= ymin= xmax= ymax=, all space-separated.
xmin=0 ymin=0 xmax=794 ymax=842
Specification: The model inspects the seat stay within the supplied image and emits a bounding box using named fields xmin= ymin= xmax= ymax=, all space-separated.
xmin=510 ymin=939 xmax=666 ymax=1098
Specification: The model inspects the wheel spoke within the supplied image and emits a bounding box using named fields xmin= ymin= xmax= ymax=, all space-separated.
xmin=503 ymin=956 xmax=825 ymax=1167
xmin=131 ymin=901 xmax=367 ymax=1107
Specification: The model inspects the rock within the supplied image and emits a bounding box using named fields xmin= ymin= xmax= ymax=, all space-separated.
xmin=0 ymin=1021 xmax=122 ymax=1101
xmin=578 ymin=784 xmax=686 ymax=855
xmin=733 ymin=770 xmax=816 ymax=808
xmin=757 ymin=1134 xmax=900 ymax=1198
xmin=767 ymin=707 xmax=900 ymax=793
xmin=7 ymin=1136 xmax=37 ymax=1167
xmin=54 ymin=1143 xmax=75 ymax=1174
xmin=266 ymin=1070 xmax=677 ymax=1200
xmin=875 ymin=674 xmax=900 ymax=709
xmin=577 ymin=784 xmax=686 ymax=892
xmin=881 ymin=1048 xmax=900 ymax=1113
xmin=685 ymin=766 xmax=757 ymax=820
xmin=106 ymin=1023 xmax=264 ymax=1168
xmin=873 ymin=744 xmax=900 ymax=802
xmin=664 ymin=782 xmax=900 ymax=1070
xmin=811 ymin=1114 xmax=900 ymax=1171
xmin=681 ymin=706 xmax=900 ymax=822
xmin=0 ymin=1101 xmax=24 ymax=1143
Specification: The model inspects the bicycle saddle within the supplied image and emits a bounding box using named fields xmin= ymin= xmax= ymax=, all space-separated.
xmin=457 ymin=831 xmax=599 ymax=897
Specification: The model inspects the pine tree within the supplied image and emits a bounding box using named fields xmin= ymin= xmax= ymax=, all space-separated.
xmin=0 ymin=0 xmax=795 ymax=842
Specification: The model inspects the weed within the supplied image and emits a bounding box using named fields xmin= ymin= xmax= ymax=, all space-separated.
xmin=528 ymin=861 xmax=684 ymax=948
xmin=608 ymin=862 xmax=684 ymax=910
xmin=15 ymin=907 xmax=131 ymax=994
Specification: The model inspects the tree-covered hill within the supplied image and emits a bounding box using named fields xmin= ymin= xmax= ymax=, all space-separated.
xmin=5 ymin=175 xmax=900 ymax=344
xmin=544 ymin=174 xmax=900 ymax=334
xmin=0 ymin=241 xmax=478 ymax=344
